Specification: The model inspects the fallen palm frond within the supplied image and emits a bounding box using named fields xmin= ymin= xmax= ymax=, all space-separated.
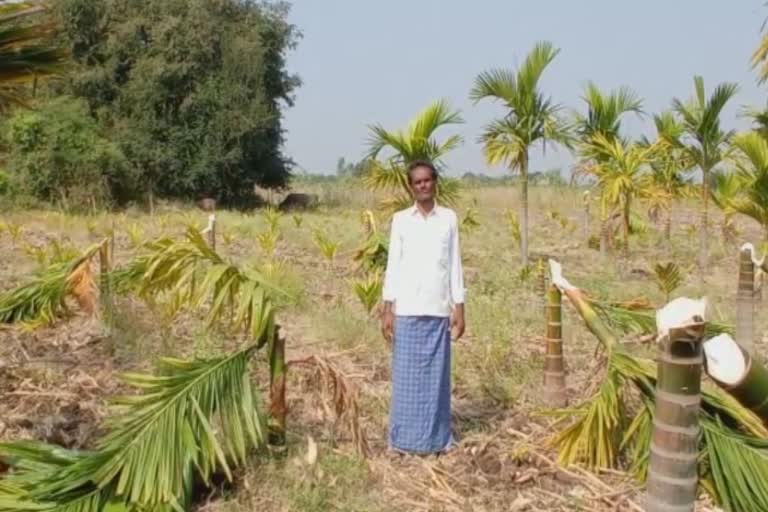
xmin=0 ymin=241 xmax=105 ymax=327
xmin=289 ymin=355 xmax=372 ymax=458
xmin=587 ymin=297 xmax=731 ymax=339
xmin=702 ymin=414 xmax=768 ymax=512
xmin=547 ymin=260 xmax=768 ymax=511
xmin=0 ymin=341 xmax=268 ymax=511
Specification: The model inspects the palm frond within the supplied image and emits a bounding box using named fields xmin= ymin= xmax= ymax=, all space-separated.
xmin=0 ymin=241 xmax=104 ymax=326
xmin=702 ymin=414 xmax=768 ymax=512
xmin=652 ymin=262 xmax=683 ymax=300
xmin=469 ymin=68 xmax=518 ymax=104
xmin=0 ymin=344 xmax=267 ymax=511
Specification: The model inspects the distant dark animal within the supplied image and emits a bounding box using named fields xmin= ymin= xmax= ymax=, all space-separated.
xmin=198 ymin=198 xmax=217 ymax=211
xmin=279 ymin=193 xmax=319 ymax=211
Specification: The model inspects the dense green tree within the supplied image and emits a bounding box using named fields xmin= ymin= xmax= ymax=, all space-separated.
xmin=53 ymin=0 xmax=300 ymax=207
xmin=3 ymin=96 xmax=130 ymax=209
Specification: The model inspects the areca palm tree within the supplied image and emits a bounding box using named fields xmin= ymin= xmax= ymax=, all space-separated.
xmin=667 ymin=76 xmax=738 ymax=270
xmin=364 ymin=99 xmax=463 ymax=213
xmin=640 ymin=112 xmax=693 ymax=243
xmin=0 ymin=2 xmax=68 ymax=109
xmin=470 ymin=41 xmax=571 ymax=266
xmin=583 ymin=134 xmax=655 ymax=256
xmin=729 ymin=132 xmax=768 ymax=242
xmin=573 ymin=83 xmax=643 ymax=255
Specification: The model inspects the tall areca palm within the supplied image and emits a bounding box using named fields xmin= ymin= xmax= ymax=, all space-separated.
xmin=0 ymin=2 xmax=68 ymax=109
xmin=667 ymin=76 xmax=738 ymax=270
xmin=729 ymin=132 xmax=768 ymax=242
xmin=470 ymin=41 xmax=571 ymax=266
xmin=641 ymin=112 xmax=693 ymax=243
xmin=573 ymin=83 xmax=643 ymax=255
xmin=583 ymin=134 xmax=654 ymax=256
xmin=364 ymin=99 xmax=463 ymax=213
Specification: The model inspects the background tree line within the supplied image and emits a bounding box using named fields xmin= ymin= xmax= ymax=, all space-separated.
xmin=0 ymin=0 xmax=300 ymax=210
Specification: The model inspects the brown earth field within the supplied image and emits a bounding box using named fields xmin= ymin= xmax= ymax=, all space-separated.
xmin=1 ymin=183 xmax=762 ymax=511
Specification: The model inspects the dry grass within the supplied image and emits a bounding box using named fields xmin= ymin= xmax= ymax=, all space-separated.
xmin=0 ymin=181 xmax=765 ymax=511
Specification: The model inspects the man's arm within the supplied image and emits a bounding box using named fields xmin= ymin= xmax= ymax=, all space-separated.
xmin=381 ymin=215 xmax=401 ymax=343
xmin=449 ymin=213 xmax=465 ymax=340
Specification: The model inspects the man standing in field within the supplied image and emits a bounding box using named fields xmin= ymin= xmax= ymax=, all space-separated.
xmin=381 ymin=159 xmax=466 ymax=454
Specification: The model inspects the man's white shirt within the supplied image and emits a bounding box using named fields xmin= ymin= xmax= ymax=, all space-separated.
xmin=382 ymin=203 xmax=465 ymax=317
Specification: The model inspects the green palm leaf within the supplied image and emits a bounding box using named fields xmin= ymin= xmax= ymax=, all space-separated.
xmin=702 ymin=415 xmax=768 ymax=512
xmin=0 ymin=345 xmax=267 ymax=511
xmin=0 ymin=241 xmax=104 ymax=326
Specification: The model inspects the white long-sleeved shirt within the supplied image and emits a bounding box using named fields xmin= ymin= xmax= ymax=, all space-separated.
xmin=382 ymin=203 xmax=465 ymax=317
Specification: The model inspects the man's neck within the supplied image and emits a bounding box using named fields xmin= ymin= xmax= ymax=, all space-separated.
xmin=416 ymin=198 xmax=435 ymax=217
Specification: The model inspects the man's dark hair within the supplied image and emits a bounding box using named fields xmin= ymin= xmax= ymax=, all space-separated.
xmin=406 ymin=159 xmax=439 ymax=183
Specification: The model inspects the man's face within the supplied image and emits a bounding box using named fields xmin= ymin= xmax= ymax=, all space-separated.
xmin=409 ymin=166 xmax=436 ymax=201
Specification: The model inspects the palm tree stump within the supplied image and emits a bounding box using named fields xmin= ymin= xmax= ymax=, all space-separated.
xmin=98 ymin=240 xmax=113 ymax=335
xmin=736 ymin=244 xmax=756 ymax=354
xmin=543 ymin=284 xmax=567 ymax=407
xmin=268 ymin=330 xmax=287 ymax=449
xmin=647 ymin=298 xmax=706 ymax=512
xmin=704 ymin=333 xmax=768 ymax=423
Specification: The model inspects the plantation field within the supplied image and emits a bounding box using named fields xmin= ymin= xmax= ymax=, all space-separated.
xmin=1 ymin=183 xmax=765 ymax=511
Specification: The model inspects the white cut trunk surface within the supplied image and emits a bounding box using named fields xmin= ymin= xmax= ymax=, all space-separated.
xmin=703 ymin=334 xmax=747 ymax=386
xmin=741 ymin=242 xmax=766 ymax=267
xmin=548 ymin=259 xmax=576 ymax=291
xmin=655 ymin=297 xmax=707 ymax=338
xmin=202 ymin=214 xmax=216 ymax=234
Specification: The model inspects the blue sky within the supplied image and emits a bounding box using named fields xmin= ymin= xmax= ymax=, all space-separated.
xmin=281 ymin=1 xmax=767 ymax=177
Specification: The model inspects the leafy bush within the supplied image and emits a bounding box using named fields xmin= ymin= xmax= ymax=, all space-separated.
xmin=3 ymin=96 xmax=133 ymax=209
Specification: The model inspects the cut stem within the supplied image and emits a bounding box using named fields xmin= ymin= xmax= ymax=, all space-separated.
xmin=543 ymin=284 xmax=567 ymax=407
xmin=647 ymin=298 xmax=706 ymax=512
xmin=736 ymin=244 xmax=755 ymax=354
xmin=268 ymin=329 xmax=287 ymax=449
xmin=548 ymin=259 xmax=618 ymax=349
xmin=704 ymin=333 xmax=768 ymax=423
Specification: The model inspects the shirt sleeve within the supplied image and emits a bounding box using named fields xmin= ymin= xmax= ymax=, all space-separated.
xmin=449 ymin=213 xmax=465 ymax=304
xmin=382 ymin=214 xmax=401 ymax=302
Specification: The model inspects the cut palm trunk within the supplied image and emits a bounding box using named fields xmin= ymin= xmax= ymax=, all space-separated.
xmin=736 ymin=243 xmax=756 ymax=354
xmin=704 ymin=333 xmax=768 ymax=423
xmin=543 ymin=284 xmax=567 ymax=407
xmin=535 ymin=257 xmax=547 ymax=317
xmin=583 ymin=191 xmax=590 ymax=247
xmin=203 ymin=214 xmax=216 ymax=251
xmin=268 ymin=329 xmax=287 ymax=448
xmin=549 ymin=259 xmax=618 ymax=349
xmin=98 ymin=241 xmax=113 ymax=335
xmin=647 ymin=298 xmax=707 ymax=512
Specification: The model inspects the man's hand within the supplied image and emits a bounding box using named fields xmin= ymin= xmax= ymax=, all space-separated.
xmin=381 ymin=302 xmax=394 ymax=345
xmin=451 ymin=304 xmax=465 ymax=341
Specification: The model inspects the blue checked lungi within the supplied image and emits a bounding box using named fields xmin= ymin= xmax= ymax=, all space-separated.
xmin=389 ymin=315 xmax=453 ymax=453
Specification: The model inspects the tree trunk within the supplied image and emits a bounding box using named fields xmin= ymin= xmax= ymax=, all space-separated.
xmin=736 ymin=246 xmax=755 ymax=354
xmin=699 ymin=168 xmax=709 ymax=271
xmin=583 ymin=192 xmax=590 ymax=247
xmin=599 ymin=214 xmax=610 ymax=257
xmin=535 ymin=258 xmax=547 ymax=317
xmin=99 ymin=241 xmax=113 ymax=336
xmin=207 ymin=214 xmax=216 ymax=252
xmin=543 ymin=284 xmax=567 ymax=407
xmin=622 ymin=196 xmax=631 ymax=258
xmin=520 ymin=152 xmax=529 ymax=267
xmin=664 ymin=208 xmax=672 ymax=244
xmin=647 ymin=306 xmax=705 ymax=512
xmin=268 ymin=332 xmax=287 ymax=448
xmin=704 ymin=333 xmax=768 ymax=422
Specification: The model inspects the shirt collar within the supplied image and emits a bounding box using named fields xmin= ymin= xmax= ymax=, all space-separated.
xmin=410 ymin=200 xmax=440 ymax=217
